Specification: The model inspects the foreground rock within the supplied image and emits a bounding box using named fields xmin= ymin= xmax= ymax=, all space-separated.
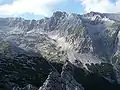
xmin=39 ymin=61 xmax=84 ymax=90
xmin=12 ymin=84 xmax=37 ymax=90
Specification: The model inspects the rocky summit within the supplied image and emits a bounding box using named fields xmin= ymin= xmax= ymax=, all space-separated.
xmin=0 ymin=11 xmax=120 ymax=90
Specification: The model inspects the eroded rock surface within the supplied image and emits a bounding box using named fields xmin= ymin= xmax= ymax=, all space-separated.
xmin=0 ymin=11 xmax=120 ymax=89
xmin=39 ymin=61 xmax=84 ymax=90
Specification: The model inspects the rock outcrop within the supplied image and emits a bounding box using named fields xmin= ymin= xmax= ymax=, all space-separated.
xmin=39 ymin=61 xmax=84 ymax=90
xmin=12 ymin=84 xmax=37 ymax=90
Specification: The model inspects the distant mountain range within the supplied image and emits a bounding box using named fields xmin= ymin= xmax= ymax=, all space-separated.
xmin=0 ymin=11 xmax=120 ymax=90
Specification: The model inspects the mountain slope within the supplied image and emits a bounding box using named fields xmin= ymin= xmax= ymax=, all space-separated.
xmin=0 ymin=11 xmax=120 ymax=90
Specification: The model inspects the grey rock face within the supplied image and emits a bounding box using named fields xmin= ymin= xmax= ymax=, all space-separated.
xmin=39 ymin=61 xmax=84 ymax=90
xmin=61 ymin=61 xmax=84 ymax=90
xmin=1 ymin=11 xmax=120 ymax=88
xmin=39 ymin=72 xmax=63 ymax=90
xmin=13 ymin=84 xmax=37 ymax=90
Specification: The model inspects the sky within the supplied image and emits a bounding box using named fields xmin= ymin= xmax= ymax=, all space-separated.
xmin=0 ymin=0 xmax=120 ymax=19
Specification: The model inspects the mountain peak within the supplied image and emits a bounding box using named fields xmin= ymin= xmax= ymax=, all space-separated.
xmin=83 ymin=11 xmax=105 ymax=18
xmin=52 ymin=11 xmax=67 ymax=18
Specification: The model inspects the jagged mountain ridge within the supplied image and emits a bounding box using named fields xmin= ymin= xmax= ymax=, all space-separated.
xmin=1 ymin=11 xmax=120 ymax=64
xmin=1 ymin=11 xmax=120 ymax=90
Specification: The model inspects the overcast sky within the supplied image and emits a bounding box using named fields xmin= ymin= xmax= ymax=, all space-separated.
xmin=0 ymin=0 xmax=119 ymax=19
